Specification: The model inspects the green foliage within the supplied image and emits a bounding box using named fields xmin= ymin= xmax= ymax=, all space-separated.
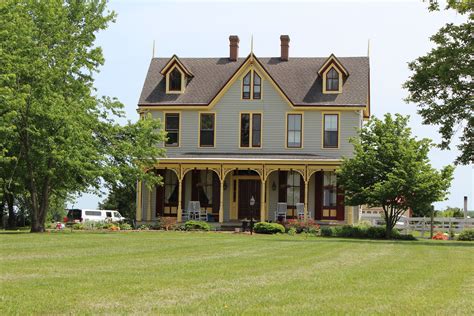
xmin=320 ymin=226 xmax=333 ymax=237
xmin=254 ymin=222 xmax=285 ymax=234
xmin=72 ymin=223 xmax=84 ymax=230
xmin=0 ymin=1 xmax=166 ymax=232
xmin=440 ymin=206 xmax=464 ymax=218
xmin=338 ymin=114 xmax=454 ymax=238
xmin=118 ymin=223 xmax=132 ymax=231
xmin=287 ymin=227 xmax=297 ymax=236
xmin=284 ymin=219 xmax=320 ymax=234
xmin=457 ymin=229 xmax=474 ymax=241
xmin=366 ymin=226 xmax=388 ymax=239
xmin=184 ymin=221 xmax=211 ymax=231
xmin=98 ymin=181 xmax=136 ymax=221
xmin=404 ymin=3 xmax=473 ymax=164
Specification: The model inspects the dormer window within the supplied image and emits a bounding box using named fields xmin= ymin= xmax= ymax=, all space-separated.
xmin=169 ymin=68 xmax=182 ymax=92
xmin=326 ymin=68 xmax=339 ymax=91
xmin=318 ymin=54 xmax=349 ymax=94
xmin=160 ymin=55 xmax=193 ymax=95
xmin=242 ymin=69 xmax=263 ymax=100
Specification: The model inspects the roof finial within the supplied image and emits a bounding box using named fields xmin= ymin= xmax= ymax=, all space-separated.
xmin=367 ymin=39 xmax=370 ymax=57
xmin=152 ymin=40 xmax=155 ymax=58
xmin=251 ymin=35 xmax=254 ymax=55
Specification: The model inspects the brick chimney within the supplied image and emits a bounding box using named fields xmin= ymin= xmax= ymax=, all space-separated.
xmin=229 ymin=35 xmax=239 ymax=61
xmin=280 ymin=35 xmax=290 ymax=61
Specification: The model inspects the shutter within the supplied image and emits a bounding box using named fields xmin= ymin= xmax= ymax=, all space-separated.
xmin=212 ymin=172 xmax=220 ymax=213
xmin=155 ymin=170 xmax=165 ymax=217
xmin=314 ymin=171 xmax=323 ymax=220
xmin=278 ymin=171 xmax=287 ymax=203
xmin=191 ymin=170 xmax=199 ymax=201
xmin=336 ymin=185 xmax=345 ymax=221
xmin=299 ymin=174 xmax=305 ymax=203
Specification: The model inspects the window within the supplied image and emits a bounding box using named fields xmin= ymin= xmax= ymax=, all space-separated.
xmin=323 ymin=172 xmax=337 ymax=218
xmin=323 ymin=114 xmax=338 ymax=148
xmin=286 ymin=171 xmax=301 ymax=207
xmin=84 ymin=211 xmax=101 ymax=216
xmin=200 ymin=113 xmax=215 ymax=147
xmin=164 ymin=169 xmax=178 ymax=206
xmin=242 ymin=72 xmax=251 ymax=99
xmin=253 ymin=72 xmax=261 ymax=99
xmin=326 ymin=68 xmax=339 ymax=91
xmin=242 ymin=70 xmax=263 ymax=100
xmin=169 ymin=67 xmax=182 ymax=92
xmin=165 ymin=113 xmax=179 ymax=147
xmin=287 ymin=114 xmax=302 ymax=148
xmin=240 ymin=113 xmax=262 ymax=148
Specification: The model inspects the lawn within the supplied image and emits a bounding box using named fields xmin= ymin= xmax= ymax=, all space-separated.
xmin=1 ymin=231 xmax=473 ymax=315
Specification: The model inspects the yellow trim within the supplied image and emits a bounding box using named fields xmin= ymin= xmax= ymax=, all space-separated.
xmin=321 ymin=112 xmax=340 ymax=149
xmin=147 ymin=187 xmax=152 ymax=221
xmin=318 ymin=54 xmax=349 ymax=76
xmin=198 ymin=112 xmax=216 ymax=148
xmin=322 ymin=66 xmax=343 ymax=94
xmin=138 ymin=105 xmax=364 ymax=111
xmin=136 ymin=181 xmax=142 ymax=221
xmin=160 ymin=55 xmax=193 ymax=77
xmin=285 ymin=112 xmax=304 ymax=149
xmin=165 ymin=64 xmax=185 ymax=94
xmin=163 ymin=111 xmax=181 ymax=148
xmin=240 ymin=68 xmax=264 ymax=101
xmin=238 ymin=111 xmax=263 ymax=149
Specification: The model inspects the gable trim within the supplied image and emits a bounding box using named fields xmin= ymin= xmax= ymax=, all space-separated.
xmin=317 ymin=54 xmax=349 ymax=77
xmin=160 ymin=55 xmax=194 ymax=77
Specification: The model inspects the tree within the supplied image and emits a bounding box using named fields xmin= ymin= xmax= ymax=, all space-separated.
xmin=338 ymin=114 xmax=454 ymax=238
xmin=0 ymin=1 xmax=165 ymax=232
xmin=404 ymin=1 xmax=473 ymax=165
xmin=98 ymin=180 xmax=136 ymax=221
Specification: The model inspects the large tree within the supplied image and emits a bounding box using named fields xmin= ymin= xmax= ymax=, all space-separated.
xmin=338 ymin=114 xmax=454 ymax=238
xmin=0 ymin=1 xmax=165 ymax=232
xmin=404 ymin=1 xmax=473 ymax=165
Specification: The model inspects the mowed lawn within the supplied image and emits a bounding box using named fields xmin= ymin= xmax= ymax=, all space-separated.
xmin=1 ymin=232 xmax=473 ymax=315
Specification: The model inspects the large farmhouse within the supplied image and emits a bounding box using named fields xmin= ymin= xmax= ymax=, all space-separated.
xmin=136 ymin=35 xmax=370 ymax=226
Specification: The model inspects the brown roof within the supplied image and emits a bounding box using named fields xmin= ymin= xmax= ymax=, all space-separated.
xmin=138 ymin=55 xmax=369 ymax=107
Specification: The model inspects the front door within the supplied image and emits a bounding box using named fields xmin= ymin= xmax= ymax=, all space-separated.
xmin=238 ymin=180 xmax=261 ymax=220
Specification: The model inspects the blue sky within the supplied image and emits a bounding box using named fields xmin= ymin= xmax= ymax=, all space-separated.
xmin=70 ymin=0 xmax=473 ymax=211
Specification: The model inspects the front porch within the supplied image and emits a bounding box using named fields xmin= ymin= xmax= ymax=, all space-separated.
xmin=136 ymin=156 xmax=358 ymax=225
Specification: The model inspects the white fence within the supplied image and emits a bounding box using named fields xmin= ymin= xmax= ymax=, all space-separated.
xmin=360 ymin=214 xmax=474 ymax=237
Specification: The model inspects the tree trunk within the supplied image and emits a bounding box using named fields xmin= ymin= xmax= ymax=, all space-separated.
xmin=6 ymin=193 xmax=16 ymax=229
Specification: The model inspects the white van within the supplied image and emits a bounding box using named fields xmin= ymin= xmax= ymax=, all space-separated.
xmin=65 ymin=209 xmax=126 ymax=224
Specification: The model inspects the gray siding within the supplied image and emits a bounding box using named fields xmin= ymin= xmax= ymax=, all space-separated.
xmin=151 ymin=75 xmax=361 ymax=158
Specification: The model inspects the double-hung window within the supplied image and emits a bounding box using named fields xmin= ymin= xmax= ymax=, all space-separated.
xmin=323 ymin=114 xmax=339 ymax=148
xmin=326 ymin=68 xmax=339 ymax=92
xmin=287 ymin=113 xmax=302 ymax=148
xmin=242 ymin=70 xmax=262 ymax=100
xmin=199 ymin=113 xmax=215 ymax=147
xmin=165 ymin=113 xmax=180 ymax=147
xmin=240 ymin=113 xmax=262 ymax=148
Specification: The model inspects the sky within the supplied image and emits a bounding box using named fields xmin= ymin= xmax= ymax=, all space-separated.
xmin=70 ymin=0 xmax=473 ymax=211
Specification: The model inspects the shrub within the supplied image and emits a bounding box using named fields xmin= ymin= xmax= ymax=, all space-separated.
xmin=184 ymin=220 xmax=211 ymax=231
xmin=138 ymin=224 xmax=150 ymax=230
xmin=254 ymin=222 xmax=285 ymax=234
xmin=285 ymin=219 xmax=320 ymax=235
xmin=72 ymin=223 xmax=84 ymax=230
xmin=333 ymin=225 xmax=366 ymax=238
xmin=119 ymin=223 xmax=132 ymax=230
xmin=366 ymin=226 xmax=386 ymax=239
xmin=320 ymin=226 xmax=333 ymax=237
xmin=457 ymin=229 xmax=474 ymax=241
xmin=287 ymin=227 xmax=297 ymax=236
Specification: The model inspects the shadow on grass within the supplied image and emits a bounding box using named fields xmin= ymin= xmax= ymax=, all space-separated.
xmin=259 ymin=236 xmax=474 ymax=248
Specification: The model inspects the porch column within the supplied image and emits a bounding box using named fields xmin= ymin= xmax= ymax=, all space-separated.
xmin=147 ymin=187 xmax=152 ymax=221
xmin=260 ymin=180 xmax=266 ymax=222
xmin=136 ymin=181 xmax=142 ymax=222
xmin=219 ymin=179 xmax=224 ymax=223
xmin=177 ymin=178 xmax=183 ymax=222
xmin=304 ymin=180 xmax=309 ymax=220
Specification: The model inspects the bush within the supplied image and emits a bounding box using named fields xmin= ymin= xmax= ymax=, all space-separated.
xmin=184 ymin=220 xmax=211 ymax=231
xmin=287 ymin=227 xmax=297 ymax=236
xmin=457 ymin=229 xmax=474 ymax=241
xmin=119 ymin=223 xmax=132 ymax=230
xmin=366 ymin=226 xmax=386 ymax=239
xmin=285 ymin=219 xmax=320 ymax=235
xmin=72 ymin=223 xmax=84 ymax=230
xmin=254 ymin=222 xmax=285 ymax=234
xmin=320 ymin=226 xmax=333 ymax=237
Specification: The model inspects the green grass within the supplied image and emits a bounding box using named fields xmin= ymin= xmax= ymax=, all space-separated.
xmin=1 ymin=231 xmax=473 ymax=315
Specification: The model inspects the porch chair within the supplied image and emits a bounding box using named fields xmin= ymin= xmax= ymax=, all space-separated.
xmin=274 ymin=202 xmax=288 ymax=222
xmin=193 ymin=201 xmax=208 ymax=222
xmin=296 ymin=203 xmax=305 ymax=220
